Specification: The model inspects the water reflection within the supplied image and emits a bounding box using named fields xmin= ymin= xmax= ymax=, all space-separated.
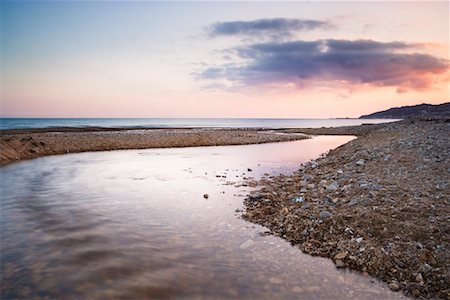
xmin=1 ymin=136 xmax=405 ymax=299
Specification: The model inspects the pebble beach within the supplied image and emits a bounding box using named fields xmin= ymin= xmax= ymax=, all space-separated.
xmin=243 ymin=117 xmax=449 ymax=299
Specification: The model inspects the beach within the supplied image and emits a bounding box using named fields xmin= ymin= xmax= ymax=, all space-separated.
xmin=0 ymin=128 xmax=308 ymax=165
xmin=1 ymin=118 xmax=448 ymax=298
xmin=243 ymin=117 xmax=449 ymax=298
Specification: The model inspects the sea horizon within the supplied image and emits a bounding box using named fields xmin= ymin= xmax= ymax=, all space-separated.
xmin=0 ymin=117 xmax=399 ymax=130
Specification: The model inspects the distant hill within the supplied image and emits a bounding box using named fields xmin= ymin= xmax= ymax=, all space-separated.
xmin=359 ymin=102 xmax=450 ymax=119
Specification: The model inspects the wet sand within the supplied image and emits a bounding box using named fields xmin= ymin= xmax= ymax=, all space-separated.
xmin=0 ymin=128 xmax=308 ymax=165
xmin=244 ymin=117 xmax=450 ymax=298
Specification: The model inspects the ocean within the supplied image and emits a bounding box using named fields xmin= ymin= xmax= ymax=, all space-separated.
xmin=0 ymin=118 xmax=398 ymax=130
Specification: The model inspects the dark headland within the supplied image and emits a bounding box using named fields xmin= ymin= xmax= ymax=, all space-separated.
xmin=360 ymin=102 xmax=450 ymax=119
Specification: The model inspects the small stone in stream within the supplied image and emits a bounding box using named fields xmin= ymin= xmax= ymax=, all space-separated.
xmin=348 ymin=199 xmax=358 ymax=207
xmin=337 ymin=169 xmax=343 ymax=174
xmin=203 ymin=194 xmax=209 ymax=199
xmin=291 ymin=286 xmax=304 ymax=293
xmin=415 ymin=273 xmax=423 ymax=282
xmin=335 ymin=260 xmax=346 ymax=268
xmin=247 ymin=168 xmax=252 ymax=172
xmin=356 ymin=237 xmax=363 ymax=243
xmin=334 ymin=251 xmax=348 ymax=260
xmin=235 ymin=208 xmax=242 ymax=213
xmin=388 ymin=282 xmax=400 ymax=291
xmin=269 ymin=277 xmax=282 ymax=284
xmin=319 ymin=210 xmax=332 ymax=220
xmin=356 ymin=159 xmax=365 ymax=166
xmin=239 ymin=239 xmax=255 ymax=249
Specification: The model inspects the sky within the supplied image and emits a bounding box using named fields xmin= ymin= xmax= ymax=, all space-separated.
xmin=1 ymin=1 xmax=449 ymax=118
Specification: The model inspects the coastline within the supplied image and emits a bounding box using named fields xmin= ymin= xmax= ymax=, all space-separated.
xmin=0 ymin=127 xmax=310 ymax=165
xmin=243 ymin=117 xmax=449 ymax=299
xmin=1 ymin=118 xmax=448 ymax=298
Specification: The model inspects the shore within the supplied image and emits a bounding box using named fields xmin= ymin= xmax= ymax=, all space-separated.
xmin=0 ymin=128 xmax=309 ymax=165
xmin=1 ymin=119 xmax=448 ymax=298
xmin=244 ymin=117 xmax=449 ymax=299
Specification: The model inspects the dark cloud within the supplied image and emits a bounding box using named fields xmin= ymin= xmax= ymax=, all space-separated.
xmin=210 ymin=18 xmax=330 ymax=38
xmin=199 ymin=39 xmax=449 ymax=92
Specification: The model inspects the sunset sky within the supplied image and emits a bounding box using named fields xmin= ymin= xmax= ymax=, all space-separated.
xmin=1 ymin=1 xmax=449 ymax=118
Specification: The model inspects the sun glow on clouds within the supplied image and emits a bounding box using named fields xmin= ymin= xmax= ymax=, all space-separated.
xmin=200 ymin=23 xmax=449 ymax=94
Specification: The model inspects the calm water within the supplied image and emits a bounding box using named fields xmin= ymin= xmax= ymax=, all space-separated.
xmin=0 ymin=137 xmax=405 ymax=299
xmin=0 ymin=118 xmax=398 ymax=130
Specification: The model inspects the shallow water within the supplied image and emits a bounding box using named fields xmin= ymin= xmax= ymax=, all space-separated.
xmin=0 ymin=136 xmax=405 ymax=299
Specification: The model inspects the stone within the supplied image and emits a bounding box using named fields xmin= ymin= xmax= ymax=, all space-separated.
xmin=347 ymin=199 xmax=358 ymax=207
xmin=269 ymin=277 xmax=282 ymax=284
xmin=388 ymin=282 xmax=400 ymax=291
xmin=301 ymin=203 xmax=310 ymax=210
xmin=334 ymin=251 xmax=348 ymax=260
xmin=415 ymin=273 xmax=423 ymax=282
xmin=319 ymin=210 xmax=332 ymax=220
xmin=203 ymin=194 xmax=209 ymax=199
xmin=239 ymin=239 xmax=255 ymax=249
xmin=356 ymin=237 xmax=363 ymax=243
xmin=247 ymin=168 xmax=252 ymax=172
xmin=335 ymin=260 xmax=346 ymax=268
xmin=326 ymin=181 xmax=338 ymax=192
xmin=251 ymin=192 xmax=263 ymax=200
xmin=292 ymin=196 xmax=304 ymax=203
xmin=356 ymin=159 xmax=365 ymax=166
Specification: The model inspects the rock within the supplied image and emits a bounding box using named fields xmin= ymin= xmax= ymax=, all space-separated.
xmin=292 ymin=196 xmax=305 ymax=203
xmin=334 ymin=251 xmax=348 ymax=260
xmin=337 ymin=169 xmax=344 ymax=174
xmin=247 ymin=168 xmax=252 ymax=172
xmin=269 ymin=277 xmax=282 ymax=284
xmin=250 ymin=192 xmax=263 ymax=200
xmin=356 ymin=159 xmax=365 ymax=166
xmin=326 ymin=181 xmax=338 ymax=192
xmin=235 ymin=208 xmax=242 ymax=213
xmin=302 ymin=174 xmax=312 ymax=181
xmin=415 ymin=273 xmax=423 ymax=282
xmin=301 ymin=203 xmax=310 ymax=210
xmin=347 ymin=199 xmax=358 ymax=207
xmin=203 ymin=194 xmax=209 ymax=199
xmin=356 ymin=237 xmax=363 ymax=243
xmin=291 ymin=286 xmax=304 ymax=293
xmin=388 ymin=282 xmax=400 ymax=291
xmin=319 ymin=210 xmax=332 ymax=220
xmin=335 ymin=260 xmax=346 ymax=268
xmin=239 ymin=239 xmax=255 ymax=249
